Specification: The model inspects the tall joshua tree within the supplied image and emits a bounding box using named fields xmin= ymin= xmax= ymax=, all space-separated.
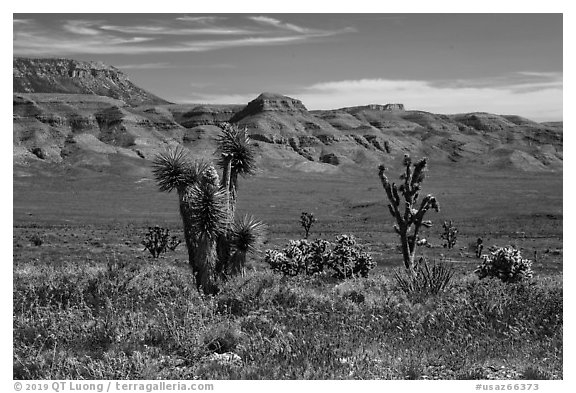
xmin=153 ymin=150 xmax=228 ymax=294
xmin=215 ymin=123 xmax=257 ymax=221
xmin=152 ymin=127 xmax=264 ymax=292
xmin=378 ymin=154 xmax=439 ymax=271
xmin=186 ymin=166 xmax=229 ymax=294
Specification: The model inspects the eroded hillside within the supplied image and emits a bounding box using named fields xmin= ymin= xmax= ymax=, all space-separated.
xmin=13 ymin=58 xmax=563 ymax=173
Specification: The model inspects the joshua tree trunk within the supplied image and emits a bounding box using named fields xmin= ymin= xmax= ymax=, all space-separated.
xmin=229 ymin=171 xmax=238 ymax=220
xmin=228 ymin=250 xmax=247 ymax=278
xmin=177 ymin=188 xmax=196 ymax=271
xmin=194 ymin=235 xmax=219 ymax=295
xmin=399 ymin=231 xmax=414 ymax=271
xmin=221 ymin=159 xmax=233 ymax=221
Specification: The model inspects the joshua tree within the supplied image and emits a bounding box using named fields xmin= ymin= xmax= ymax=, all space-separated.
xmin=475 ymin=238 xmax=484 ymax=258
xmin=378 ymin=154 xmax=439 ymax=271
xmin=215 ymin=123 xmax=257 ymax=221
xmin=441 ymin=220 xmax=458 ymax=249
xmin=186 ymin=166 xmax=229 ymax=294
xmin=300 ymin=211 xmax=316 ymax=239
xmin=152 ymin=147 xmax=208 ymax=269
xmin=153 ymin=148 xmax=230 ymax=293
xmin=152 ymin=128 xmax=264 ymax=293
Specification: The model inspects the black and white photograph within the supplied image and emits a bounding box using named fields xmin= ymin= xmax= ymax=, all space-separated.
xmin=8 ymin=4 xmax=567 ymax=389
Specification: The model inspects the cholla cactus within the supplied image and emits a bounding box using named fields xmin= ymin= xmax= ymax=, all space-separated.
xmin=378 ymin=155 xmax=439 ymax=271
xmin=328 ymin=235 xmax=375 ymax=279
xmin=142 ymin=226 xmax=171 ymax=258
xmin=441 ymin=220 xmax=458 ymax=249
xmin=142 ymin=226 xmax=181 ymax=257
xmin=264 ymin=235 xmax=374 ymax=279
xmin=475 ymin=246 xmax=534 ymax=283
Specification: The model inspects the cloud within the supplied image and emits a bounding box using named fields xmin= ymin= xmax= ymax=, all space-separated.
xmin=100 ymin=24 xmax=255 ymax=36
xmin=248 ymin=16 xmax=313 ymax=34
xmin=114 ymin=62 xmax=235 ymax=70
xmin=114 ymin=62 xmax=175 ymax=70
xmin=13 ymin=19 xmax=33 ymax=25
xmin=14 ymin=30 xmax=155 ymax=55
xmin=428 ymin=72 xmax=562 ymax=92
xmin=14 ymin=30 xmax=330 ymax=55
xmin=299 ymin=76 xmax=562 ymax=121
xmin=14 ymin=15 xmax=356 ymax=56
xmin=187 ymin=73 xmax=562 ymax=122
xmin=62 ymin=20 xmax=102 ymax=36
xmin=176 ymin=16 xmax=226 ymax=24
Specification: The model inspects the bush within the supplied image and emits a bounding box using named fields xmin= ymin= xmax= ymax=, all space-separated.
xmin=202 ymin=322 xmax=243 ymax=354
xmin=29 ymin=234 xmax=43 ymax=246
xmin=328 ymin=235 xmax=375 ymax=279
xmin=141 ymin=226 xmax=181 ymax=258
xmin=475 ymin=246 xmax=533 ymax=283
xmin=264 ymin=235 xmax=375 ymax=279
xmin=265 ymin=239 xmax=331 ymax=276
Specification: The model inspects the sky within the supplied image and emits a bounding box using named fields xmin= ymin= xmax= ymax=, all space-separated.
xmin=13 ymin=13 xmax=563 ymax=121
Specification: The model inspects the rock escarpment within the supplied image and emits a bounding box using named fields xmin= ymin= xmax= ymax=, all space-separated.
xmin=230 ymin=93 xmax=308 ymax=123
xmin=13 ymin=57 xmax=168 ymax=106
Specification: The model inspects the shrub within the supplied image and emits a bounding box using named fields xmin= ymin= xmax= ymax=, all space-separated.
xmin=29 ymin=234 xmax=43 ymax=246
xmin=141 ymin=226 xmax=180 ymax=258
xmin=265 ymin=239 xmax=331 ymax=276
xmin=328 ymin=234 xmax=375 ymax=279
xmin=475 ymin=246 xmax=533 ymax=283
xmin=394 ymin=258 xmax=454 ymax=296
xmin=521 ymin=366 xmax=552 ymax=380
xmin=265 ymin=235 xmax=375 ymax=279
xmin=202 ymin=322 xmax=243 ymax=354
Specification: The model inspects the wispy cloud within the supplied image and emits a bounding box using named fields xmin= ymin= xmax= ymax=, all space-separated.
xmin=248 ymin=16 xmax=313 ymax=34
xmin=100 ymin=24 xmax=254 ymax=36
xmin=176 ymin=16 xmax=226 ymax=24
xmin=62 ymin=20 xmax=103 ymax=36
xmin=14 ymin=15 xmax=354 ymax=56
xmin=14 ymin=33 xmax=326 ymax=55
xmin=13 ymin=19 xmax=33 ymax=25
xmin=428 ymin=72 xmax=562 ymax=92
xmin=14 ymin=30 xmax=155 ymax=55
xmin=115 ymin=62 xmax=235 ymax=70
xmin=114 ymin=62 xmax=175 ymax=70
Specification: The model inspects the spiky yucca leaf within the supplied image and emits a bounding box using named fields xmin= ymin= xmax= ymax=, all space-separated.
xmin=186 ymin=182 xmax=229 ymax=240
xmin=215 ymin=123 xmax=257 ymax=178
xmin=229 ymin=215 xmax=267 ymax=254
xmin=152 ymin=147 xmax=207 ymax=192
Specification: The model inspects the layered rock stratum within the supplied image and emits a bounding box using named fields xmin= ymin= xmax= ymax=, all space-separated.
xmin=13 ymin=57 xmax=563 ymax=173
xmin=14 ymin=57 xmax=168 ymax=106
